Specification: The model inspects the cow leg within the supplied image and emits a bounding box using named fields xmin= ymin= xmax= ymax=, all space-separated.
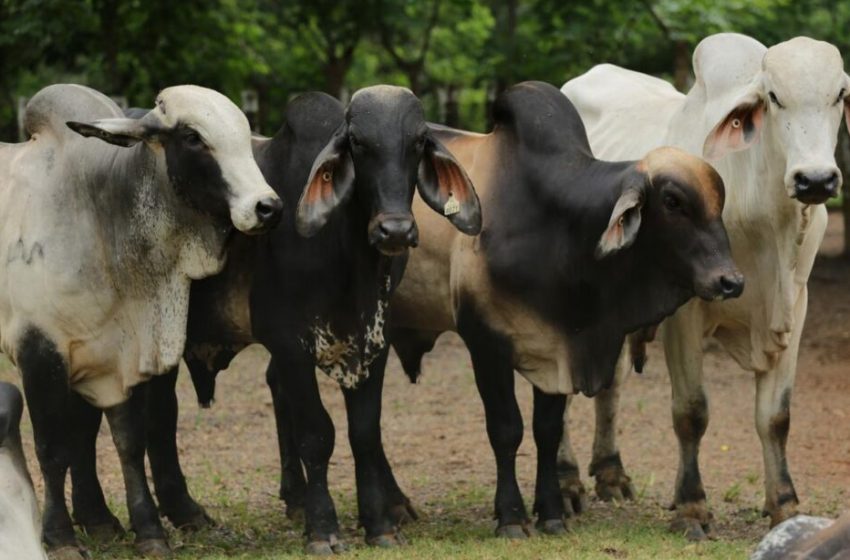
xmin=145 ymin=366 xmax=213 ymax=530
xmin=376 ymin=450 xmax=417 ymax=526
xmin=343 ymin=348 xmax=406 ymax=546
xmin=664 ymin=306 xmax=712 ymax=541
xmin=19 ymin=330 xmax=85 ymax=559
xmin=69 ymin=393 xmax=125 ymax=540
xmin=590 ymin=351 xmax=635 ymax=502
xmin=556 ymin=395 xmax=587 ymax=517
xmin=532 ymin=387 xmax=569 ymax=535
xmin=268 ymin=353 xmax=343 ymax=555
xmin=104 ymin=389 xmax=170 ymax=557
xmin=756 ymin=287 xmax=807 ymax=527
xmin=457 ymin=305 xmax=532 ymax=538
xmin=265 ymin=361 xmax=307 ymax=521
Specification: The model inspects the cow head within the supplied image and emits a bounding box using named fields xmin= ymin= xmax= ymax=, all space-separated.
xmin=703 ymin=36 xmax=848 ymax=205
xmin=66 ymin=85 xmax=282 ymax=234
xmin=598 ymin=147 xmax=744 ymax=302
xmin=295 ymin=85 xmax=481 ymax=255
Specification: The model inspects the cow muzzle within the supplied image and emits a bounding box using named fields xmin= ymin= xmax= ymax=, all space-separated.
xmin=368 ymin=213 xmax=419 ymax=256
xmin=695 ymin=269 xmax=745 ymax=301
xmin=790 ymin=167 xmax=841 ymax=205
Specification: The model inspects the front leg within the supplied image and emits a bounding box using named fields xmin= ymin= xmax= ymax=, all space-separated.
xmin=456 ymin=304 xmax=532 ymax=538
xmin=69 ymin=393 xmax=124 ymax=540
xmin=532 ymin=387 xmax=569 ymax=535
xmin=343 ymin=347 xmax=406 ymax=547
xmin=267 ymin=352 xmax=343 ymax=555
xmin=756 ymin=286 xmax=808 ymax=527
xmin=104 ymin=389 xmax=170 ymax=557
xmin=19 ymin=330 xmax=84 ymax=559
xmin=145 ymin=366 xmax=213 ymax=530
xmin=664 ymin=304 xmax=712 ymax=541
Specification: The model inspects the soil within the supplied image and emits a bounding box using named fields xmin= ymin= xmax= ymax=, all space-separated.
xmin=4 ymin=212 xmax=849 ymax=547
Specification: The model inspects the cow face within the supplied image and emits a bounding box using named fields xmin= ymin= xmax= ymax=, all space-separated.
xmin=598 ymin=147 xmax=744 ymax=301
xmin=66 ymin=85 xmax=282 ymax=234
xmin=703 ymin=37 xmax=848 ymax=205
xmin=295 ymin=85 xmax=481 ymax=255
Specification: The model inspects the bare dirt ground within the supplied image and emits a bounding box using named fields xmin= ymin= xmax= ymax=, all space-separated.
xmin=3 ymin=213 xmax=849 ymax=553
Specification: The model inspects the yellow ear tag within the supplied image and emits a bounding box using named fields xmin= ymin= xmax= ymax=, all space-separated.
xmin=443 ymin=192 xmax=460 ymax=216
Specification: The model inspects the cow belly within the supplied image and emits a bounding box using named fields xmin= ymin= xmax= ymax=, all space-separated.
xmin=0 ymin=449 xmax=45 ymax=560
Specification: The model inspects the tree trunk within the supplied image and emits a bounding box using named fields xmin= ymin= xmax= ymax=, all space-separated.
xmin=98 ymin=0 xmax=121 ymax=93
xmin=444 ymin=85 xmax=459 ymax=128
xmin=673 ymin=40 xmax=691 ymax=92
xmin=836 ymin=124 xmax=850 ymax=258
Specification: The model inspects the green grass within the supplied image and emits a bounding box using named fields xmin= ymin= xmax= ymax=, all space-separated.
xmin=84 ymin=489 xmax=753 ymax=559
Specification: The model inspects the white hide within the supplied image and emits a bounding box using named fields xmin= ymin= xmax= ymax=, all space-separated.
xmin=563 ymin=33 xmax=841 ymax=373
xmin=0 ymin=84 xmax=273 ymax=407
xmin=0 ymin=445 xmax=46 ymax=560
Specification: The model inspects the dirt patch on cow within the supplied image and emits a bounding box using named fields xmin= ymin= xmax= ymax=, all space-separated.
xmin=2 ymin=213 xmax=848 ymax=552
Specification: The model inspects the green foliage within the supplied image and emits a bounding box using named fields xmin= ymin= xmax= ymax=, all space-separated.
xmin=2 ymin=0 xmax=850 ymax=137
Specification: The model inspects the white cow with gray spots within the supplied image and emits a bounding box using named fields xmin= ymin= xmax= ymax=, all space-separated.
xmin=0 ymin=83 xmax=281 ymax=558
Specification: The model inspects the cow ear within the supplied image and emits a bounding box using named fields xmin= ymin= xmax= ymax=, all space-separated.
xmin=703 ymin=94 xmax=765 ymax=161
xmin=596 ymin=184 xmax=645 ymax=259
xmin=295 ymin=122 xmax=356 ymax=237
xmin=417 ymin=134 xmax=482 ymax=235
xmin=66 ymin=118 xmax=157 ymax=148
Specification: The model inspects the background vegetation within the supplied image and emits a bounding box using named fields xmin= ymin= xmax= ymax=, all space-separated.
xmin=2 ymin=0 xmax=849 ymax=251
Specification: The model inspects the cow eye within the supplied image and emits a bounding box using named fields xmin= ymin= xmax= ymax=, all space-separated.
xmin=349 ymin=134 xmax=362 ymax=148
xmin=663 ymin=193 xmax=682 ymax=212
xmin=835 ymin=88 xmax=846 ymax=105
xmin=768 ymin=91 xmax=784 ymax=109
xmin=183 ymin=130 xmax=205 ymax=149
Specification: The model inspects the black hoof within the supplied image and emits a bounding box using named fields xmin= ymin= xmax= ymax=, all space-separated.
xmin=305 ymin=535 xmax=345 ymax=555
xmin=366 ymin=532 xmax=408 ymax=547
xmin=537 ymin=518 xmax=569 ymax=536
xmin=286 ymin=504 xmax=306 ymax=523
xmin=79 ymin=519 xmax=125 ymax=541
xmin=670 ymin=516 xmax=710 ymax=541
xmin=135 ymin=538 xmax=171 ymax=558
xmin=495 ymin=522 xmax=536 ymax=539
xmin=168 ymin=508 xmax=215 ymax=532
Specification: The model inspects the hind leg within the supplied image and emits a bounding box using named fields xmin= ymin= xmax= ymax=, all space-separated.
xmin=556 ymin=396 xmax=587 ymax=517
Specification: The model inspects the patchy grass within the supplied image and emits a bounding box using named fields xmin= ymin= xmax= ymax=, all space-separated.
xmin=83 ymin=489 xmax=754 ymax=560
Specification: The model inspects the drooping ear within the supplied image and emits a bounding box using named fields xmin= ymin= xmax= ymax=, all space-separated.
xmin=843 ymin=73 xmax=850 ymax=133
xmin=66 ymin=118 xmax=157 ymax=148
xmin=295 ymin=122 xmax=355 ymax=237
xmin=417 ymin=134 xmax=482 ymax=235
xmin=595 ymin=185 xmax=645 ymax=259
xmin=702 ymin=93 xmax=765 ymax=161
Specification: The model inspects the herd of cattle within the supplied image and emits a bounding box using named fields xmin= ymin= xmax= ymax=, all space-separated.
xmin=0 ymin=32 xmax=848 ymax=559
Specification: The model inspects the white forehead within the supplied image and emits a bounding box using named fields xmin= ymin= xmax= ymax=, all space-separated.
xmin=154 ymin=85 xmax=252 ymax=149
xmin=763 ymin=37 xmax=845 ymax=101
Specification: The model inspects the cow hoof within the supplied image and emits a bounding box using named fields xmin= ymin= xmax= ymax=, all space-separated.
xmin=367 ymin=532 xmax=408 ymax=547
xmin=48 ymin=546 xmax=89 ymax=560
xmin=537 ymin=517 xmax=570 ymax=535
xmin=670 ymin=515 xmax=711 ymax=541
xmin=764 ymin=501 xmax=799 ymax=528
xmin=389 ymin=499 xmax=419 ymax=525
xmin=305 ymin=535 xmax=345 ymax=556
xmin=80 ymin=519 xmax=125 ymax=541
xmin=559 ymin=475 xmax=589 ymax=516
xmin=594 ymin=467 xmax=636 ymax=503
xmin=135 ymin=538 xmax=171 ymax=557
xmin=496 ymin=522 xmax=536 ymax=539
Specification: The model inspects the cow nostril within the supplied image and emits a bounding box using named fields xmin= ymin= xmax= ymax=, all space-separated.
xmin=255 ymin=197 xmax=282 ymax=224
xmin=794 ymin=171 xmax=810 ymax=189
xmin=719 ymin=274 xmax=744 ymax=298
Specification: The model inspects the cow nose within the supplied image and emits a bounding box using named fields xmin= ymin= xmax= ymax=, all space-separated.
xmin=718 ymin=271 xmax=745 ymax=300
xmin=255 ymin=197 xmax=283 ymax=229
xmin=793 ymin=170 xmax=840 ymax=204
xmin=372 ymin=215 xmax=418 ymax=255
